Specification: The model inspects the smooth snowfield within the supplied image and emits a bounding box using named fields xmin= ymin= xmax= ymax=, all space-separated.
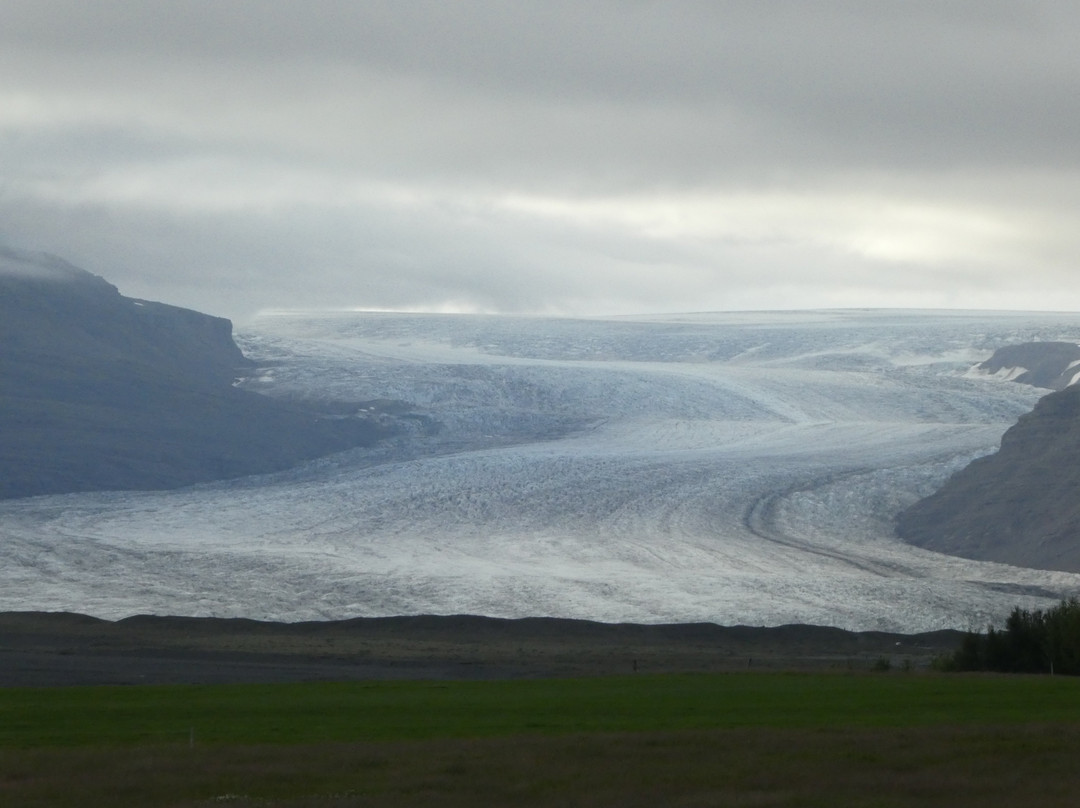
xmin=5 ymin=309 xmax=1080 ymax=632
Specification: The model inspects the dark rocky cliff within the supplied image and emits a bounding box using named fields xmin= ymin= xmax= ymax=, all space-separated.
xmin=0 ymin=247 xmax=380 ymax=499
xmin=896 ymin=383 xmax=1080 ymax=572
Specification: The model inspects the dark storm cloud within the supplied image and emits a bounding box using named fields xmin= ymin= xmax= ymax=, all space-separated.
xmin=2 ymin=2 xmax=1080 ymax=316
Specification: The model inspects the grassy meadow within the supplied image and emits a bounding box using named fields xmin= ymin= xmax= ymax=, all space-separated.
xmin=3 ymin=672 xmax=1080 ymax=806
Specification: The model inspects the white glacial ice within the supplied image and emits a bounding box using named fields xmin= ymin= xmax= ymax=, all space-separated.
xmin=4 ymin=309 xmax=1080 ymax=632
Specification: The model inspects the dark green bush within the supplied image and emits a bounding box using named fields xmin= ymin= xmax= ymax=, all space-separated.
xmin=945 ymin=598 xmax=1080 ymax=674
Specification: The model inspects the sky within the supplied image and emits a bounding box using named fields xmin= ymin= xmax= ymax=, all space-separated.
xmin=2 ymin=1 xmax=1080 ymax=321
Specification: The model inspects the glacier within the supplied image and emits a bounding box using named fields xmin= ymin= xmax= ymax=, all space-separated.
xmin=4 ymin=308 xmax=1080 ymax=632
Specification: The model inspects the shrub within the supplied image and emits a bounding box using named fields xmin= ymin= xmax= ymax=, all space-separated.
xmin=871 ymin=656 xmax=892 ymax=672
xmin=944 ymin=598 xmax=1080 ymax=675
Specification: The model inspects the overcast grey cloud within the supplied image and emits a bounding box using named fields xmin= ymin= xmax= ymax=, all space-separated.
xmin=2 ymin=1 xmax=1079 ymax=319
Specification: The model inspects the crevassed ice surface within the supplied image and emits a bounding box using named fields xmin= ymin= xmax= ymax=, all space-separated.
xmin=5 ymin=309 xmax=1080 ymax=632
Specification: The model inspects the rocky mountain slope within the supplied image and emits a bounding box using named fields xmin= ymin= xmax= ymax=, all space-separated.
xmin=0 ymin=247 xmax=381 ymax=499
xmin=896 ymin=373 xmax=1080 ymax=572
xmin=968 ymin=341 xmax=1080 ymax=389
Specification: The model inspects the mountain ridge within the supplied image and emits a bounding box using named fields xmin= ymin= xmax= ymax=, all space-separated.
xmin=0 ymin=247 xmax=382 ymax=499
xmin=967 ymin=340 xmax=1080 ymax=390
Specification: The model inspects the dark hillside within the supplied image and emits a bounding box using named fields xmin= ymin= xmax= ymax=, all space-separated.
xmin=0 ymin=610 xmax=963 ymax=685
xmin=974 ymin=341 xmax=1080 ymax=390
xmin=0 ymin=247 xmax=381 ymax=498
xmin=896 ymin=383 xmax=1080 ymax=572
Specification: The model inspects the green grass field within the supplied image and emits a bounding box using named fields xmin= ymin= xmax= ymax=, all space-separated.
xmin=3 ymin=672 xmax=1080 ymax=806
